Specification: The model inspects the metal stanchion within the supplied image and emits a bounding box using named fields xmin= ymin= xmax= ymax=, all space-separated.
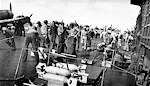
xmin=111 ymin=50 xmax=116 ymax=69
xmin=101 ymin=49 xmax=107 ymax=86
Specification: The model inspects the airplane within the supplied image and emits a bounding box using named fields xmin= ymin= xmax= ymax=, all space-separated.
xmin=0 ymin=3 xmax=13 ymax=20
xmin=0 ymin=3 xmax=31 ymax=25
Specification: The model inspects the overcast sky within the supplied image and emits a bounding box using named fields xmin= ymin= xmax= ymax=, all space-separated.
xmin=1 ymin=0 xmax=140 ymax=31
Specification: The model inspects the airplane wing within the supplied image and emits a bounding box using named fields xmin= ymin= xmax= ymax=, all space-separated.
xmin=0 ymin=17 xmax=30 ymax=24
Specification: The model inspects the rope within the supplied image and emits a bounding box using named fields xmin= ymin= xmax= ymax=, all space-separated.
xmin=110 ymin=62 xmax=137 ymax=77
xmin=0 ymin=37 xmax=14 ymax=42
xmin=0 ymin=36 xmax=22 ymax=42
xmin=104 ymin=48 xmax=137 ymax=77
xmin=14 ymin=48 xmax=24 ymax=79
xmin=100 ymin=48 xmax=137 ymax=86
xmin=105 ymin=48 xmax=137 ymax=77
xmin=110 ymin=49 xmax=137 ymax=77
xmin=13 ymin=36 xmax=26 ymax=79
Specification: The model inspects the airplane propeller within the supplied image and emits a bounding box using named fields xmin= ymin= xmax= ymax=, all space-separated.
xmin=10 ymin=3 xmax=12 ymax=11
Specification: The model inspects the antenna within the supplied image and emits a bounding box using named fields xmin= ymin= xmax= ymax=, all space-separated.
xmin=10 ymin=3 xmax=12 ymax=11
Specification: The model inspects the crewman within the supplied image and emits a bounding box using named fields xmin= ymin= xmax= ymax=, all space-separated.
xmin=86 ymin=27 xmax=92 ymax=50
xmin=41 ymin=20 xmax=48 ymax=47
xmin=80 ymin=27 xmax=87 ymax=50
xmin=49 ymin=21 xmax=58 ymax=50
xmin=89 ymin=29 xmax=95 ymax=39
xmin=14 ymin=21 xmax=25 ymax=36
xmin=36 ymin=21 xmax=42 ymax=36
xmin=105 ymin=30 xmax=113 ymax=45
xmin=57 ymin=23 xmax=65 ymax=53
xmin=21 ymin=22 xmax=41 ymax=82
xmin=23 ymin=22 xmax=40 ymax=66
xmin=2 ymin=26 xmax=16 ymax=50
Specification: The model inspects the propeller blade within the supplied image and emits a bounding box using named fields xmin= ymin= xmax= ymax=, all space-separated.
xmin=10 ymin=3 xmax=12 ymax=11
xmin=29 ymin=14 xmax=33 ymax=17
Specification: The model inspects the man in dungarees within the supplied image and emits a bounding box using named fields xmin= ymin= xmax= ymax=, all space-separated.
xmin=2 ymin=26 xmax=16 ymax=50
